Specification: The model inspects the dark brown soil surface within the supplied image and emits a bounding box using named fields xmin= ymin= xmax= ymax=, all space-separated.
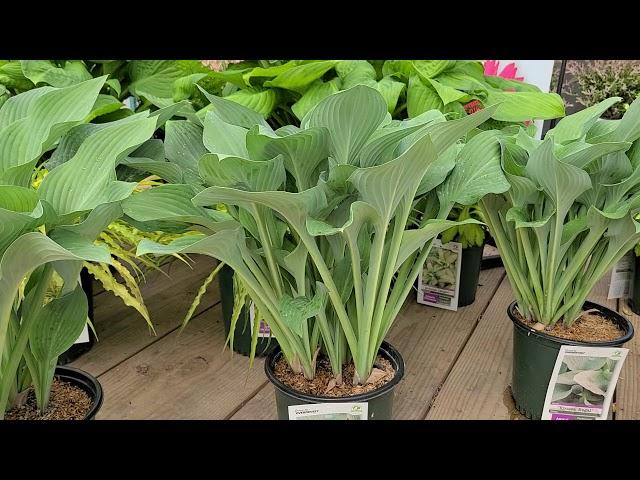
xmin=518 ymin=310 xmax=624 ymax=342
xmin=274 ymin=355 xmax=395 ymax=397
xmin=5 ymin=379 xmax=92 ymax=420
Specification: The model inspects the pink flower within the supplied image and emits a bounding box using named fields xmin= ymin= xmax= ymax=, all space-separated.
xmin=483 ymin=60 xmax=524 ymax=81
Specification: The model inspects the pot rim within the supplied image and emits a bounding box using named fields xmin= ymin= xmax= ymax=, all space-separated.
xmin=508 ymin=300 xmax=634 ymax=347
xmin=264 ymin=340 xmax=405 ymax=404
xmin=54 ymin=365 xmax=104 ymax=420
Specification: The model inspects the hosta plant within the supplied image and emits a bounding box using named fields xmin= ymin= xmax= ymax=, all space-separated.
xmin=0 ymin=77 xmax=161 ymax=418
xmin=127 ymin=85 xmax=510 ymax=384
xmin=479 ymin=96 xmax=640 ymax=327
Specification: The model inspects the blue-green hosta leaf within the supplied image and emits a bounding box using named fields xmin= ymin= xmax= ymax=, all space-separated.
xmin=437 ymin=130 xmax=510 ymax=214
xmin=198 ymin=86 xmax=270 ymax=129
xmin=525 ymin=136 xmax=592 ymax=222
xmin=120 ymin=157 xmax=184 ymax=184
xmin=549 ymin=97 xmax=621 ymax=144
xmin=415 ymin=145 xmax=459 ymax=196
xmin=604 ymin=96 xmax=640 ymax=144
xmin=279 ymin=287 xmax=328 ymax=337
xmin=376 ymin=76 xmax=405 ymax=114
xmin=241 ymin=61 xmax=298 ymax=85
xmin=335 ymin=60 xmax=377 ymax=89
xmin=202 ymin=111 xmax=249 ymax=158
xmin=505 ymin=173 xmax=539 ymax=207
xmin=106 ymin=78 xmax=121 ymax=98
xmin=225 ymin=88 xmax=278 ymax=117
xmin=172 ymin=73 xmax=207 ymax=102
xmin=150 ymin=100 xmax=192 ymax=128
xmin=501 ymin=141 xmax=528 ymax=176
xmin=555 ymin=141 xmax=631 ymax=168
xmin=86 ymin=94 xmax=124 ymax=122
xmin=29 ymin=285 xmax=88 ymax=363
xmin=38 ymin=114 xmax=157 ymax=216
xmin=0 ymin=77 xmax=106 ymax=186
xmin=358 ymin=122 xmax=437 ymax=168
xmin=291 ymin=78 xmax=341 ymax=121
xmin=0 ymin=61 xmax=33 ymax=91
xmin=487 ymin=90 xmax=565 ymax=122
xmin=301 ymin=85 xmax=387 ymax=165
xmin=0 ymin=186 xmax=44 ymax=254
xmin=246 ymin=126 xmax=330 ymax=191
xmin=21 ymin=60 xmax=92 ymax=87
xmin=586 ymin=118 xmax=619 ymax=143
xmin=515 ymin=128 xmax=541 ymax=155
xmin=0 ymin=87 xmax=53 ymax=130
xmin=394 ymin=218 xmax=482 ymax=270
xmin=263 ymin=61 xmax=339 ymax=93
xmin=164 ymin=119 xmax=207 ymax=183
xmin=407 ymin=75 xmax=442 ymax=117
xmin=427 ymin=78 xmax=470 ymax=105
xmin=349 ymin=133 xmax=437 ymax=222
xmin=412 ymin=60 xmax=456 ymax=80
xmin=505 ymin=207 xmax=554 ymax=229
xmin=132 ymin=139 xmax=164 ymax=162
xmin=128 ymin=60 xmax=183 ymax=100
xmin=198 ymin=154 xmax=286 ymax=191
xmin=193 ymin=185 xmax=327 ymax=234
xmin=123 ymin=184 xmax=227 ymax=231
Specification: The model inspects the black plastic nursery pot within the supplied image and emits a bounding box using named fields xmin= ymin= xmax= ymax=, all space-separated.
xmin=631 ymin=255 xmax=640 ymax=315
xmin=219 ymin=264 xmax=278 ymax=357
xmin=509 ymin=301 xmax=634 ymax=420
xmin=54 ymin=366 xmax=104 ymax=420
xmin=265 ymin=341 xmax=405 ymax=420
xmin=458 ymin=244 xmax=484 ymax=307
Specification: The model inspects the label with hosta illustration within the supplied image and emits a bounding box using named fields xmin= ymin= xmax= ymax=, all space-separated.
xmin=288 ymin=402 xmax=368 ymax=420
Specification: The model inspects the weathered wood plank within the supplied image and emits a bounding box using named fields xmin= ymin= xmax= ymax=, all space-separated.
xmin=95 ymin=304 xmax=266 ymax=419
xmin=231 ymin=268 xmax=505 ymax=420
xmin=426 ymin=273 xmax=614 ymax=420
xmin=615 ymin=299 xmax=640 ymax=420
xmin=73 ymin=255 xmax=220 ymax=377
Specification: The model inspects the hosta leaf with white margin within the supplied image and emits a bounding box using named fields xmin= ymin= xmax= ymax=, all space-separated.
xmin=301 ymin=85 xmax=388 ymax=165
xmin=549 ymin=97 xmax=622 ymax=144
xmin=38 ymin=114 xmax=158 ymax=216
xmin=263 ymin=61 xmax=339 ymax=93
xmin=122 ymin=184 xmax=230 ymax=231
xmin=29 ymin=286 xmax=88 ymax=363
xmin=291 ymin=78 xmax=341 ymax=120
xmin=246 ymin=126 xmax=330 ymax=190
xmin=486 ymin=90 xmax=565 ymax=123
xmin=437 ymin=130 xmax=510 ymax=216
xmin=407 ymin=75 xmax=442 ymax=117
xmin=0 ymin=77 xmax=106 ymax=186
xmin=279 ymin=286 xmax=328 ymax=337
xmin=20 ymin=60 xmax=92 ymax=88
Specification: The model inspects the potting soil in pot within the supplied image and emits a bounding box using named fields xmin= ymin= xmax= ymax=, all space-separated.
xmin=517 ymin=311 xmax=624 ymax=342
xmin=5 ymin=379 xmax=91 ymax=420
xmin=274 ymin=355 xmax=395 ymax=397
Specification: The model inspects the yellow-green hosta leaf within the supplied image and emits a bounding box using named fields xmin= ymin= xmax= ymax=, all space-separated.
xmin=412 ymin=60 xmax=457 ymax=80
xmin=291 ymin=78 xmax=341 ymax=121
xmin=21 ymin=60 xmax=92 ymax=88
xmin=487 ymin=90 xmax=565 ymax=122
xmin=264 ymin=61 xmax=339 ymax=93
xmin=376 ymin=76 xmax=405 ymax=113
xmin=407 ymin=75 xmax=442 ymax=117
xmin=225 ymin=89 xmax=278 ymax=118
xmin=85 ymin=94 xmax=124 ymax=122
xmin=198 ymin=86 xmax=271 ymax=129
xmin=427 ymin=78 xmax=470 ymax=105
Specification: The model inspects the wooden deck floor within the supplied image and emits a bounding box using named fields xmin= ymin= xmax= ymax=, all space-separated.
xmin=73 ymin=257 xmax=639 ymax=420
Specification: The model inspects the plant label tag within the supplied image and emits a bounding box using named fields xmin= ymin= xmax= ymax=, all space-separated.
xmin=248 ymin=302 xmax=271 ymax=338
xmin=541 ymin=345 xmax=629 ymax=420
xmin=73 ymin=324 xmax=90 ymax=344
xmin=287 ymin=402 xmax=369 ymax=420
xmin=608 ymin=252 xmax=634 ymax=299
xmin=417 ymin=239 xmax=462 ymax=311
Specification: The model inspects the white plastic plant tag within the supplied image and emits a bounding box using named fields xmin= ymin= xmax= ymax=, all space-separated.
xmin=73 ymin=324 xmax=90 ymax=344
xmin=248 ymin=302 xmax=271 ymax=338
xmin=541 ymin=345 xmax=628 ymax=420
xmin=287 ymin=402 xmax=368 ymax=420
xmin=417 ymin=239 xmax=462 ymax=311
xmin=607 ymin=251 xmax=634 ymax=299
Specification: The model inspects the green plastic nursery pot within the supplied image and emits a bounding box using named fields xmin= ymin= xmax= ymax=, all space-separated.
xmin=631 ymin=255 xmax=640 ymax=315
xmin=509 ymin=301 xmax=634 ymax=420
xmin=458 ymin=244 xmax=484 ymax=307
xmin=54 ymin=366 xmax=104 ymax=420
xmin=219 ymin=265 xmax=277 ymax=357
xmin=264 ymin=341 xmax=405 ymax=420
